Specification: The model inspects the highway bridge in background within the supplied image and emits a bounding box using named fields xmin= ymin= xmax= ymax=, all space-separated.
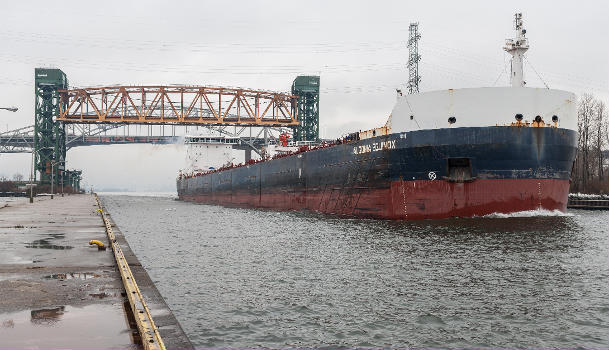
xmin=0 ymin=123 xmax=282 ymax=154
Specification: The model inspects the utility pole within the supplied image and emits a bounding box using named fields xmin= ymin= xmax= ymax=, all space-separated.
xmin=407 ymin=22 xmax=421 ymax=94
xmin=29 ymin=148 xmax=48 ymax=203
xmin=30 ymin=148 xmax=35 ymax=203
xmin=51 ymin=161 xmax=55 ymax=199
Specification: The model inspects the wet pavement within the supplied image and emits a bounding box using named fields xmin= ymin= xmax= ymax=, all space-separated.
xmin=0 ymin=194 xmax=193 ymax=349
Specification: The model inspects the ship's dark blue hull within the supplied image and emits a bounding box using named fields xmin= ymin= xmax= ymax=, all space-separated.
xmin=177 ymin=126 xmax=577 ymax=219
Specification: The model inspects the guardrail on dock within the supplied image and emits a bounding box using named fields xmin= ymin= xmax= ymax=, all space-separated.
xmin=567 ymin=198 xmax=609 ymax=210
xmin=94 ymin=194 xmax=166 ymax=350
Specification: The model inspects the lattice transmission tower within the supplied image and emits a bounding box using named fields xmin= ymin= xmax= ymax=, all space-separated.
xmin=407 ymin=22 xmax=421 ymax=94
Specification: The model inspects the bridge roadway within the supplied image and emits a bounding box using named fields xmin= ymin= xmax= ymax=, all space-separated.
xmin=0 ymin=134 xmax=181 ymax=150
xmin=0 ymin=194 xmax=193 ymax=349
xmin=0 ymin=132 xmax=269 ymax=153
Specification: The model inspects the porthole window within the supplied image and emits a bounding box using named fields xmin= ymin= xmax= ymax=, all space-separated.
xmin=448 ymin=116 xmax=456 ymax=124
xmin=515 ymin=114 xmax=524 ymax=121
xmin=410 ymin=115 xmax=414 ymax=120
xmin=552 ymin=115 xmax=559 ymax=123
xmin=534 ymin=115 xmax=542 ymax=123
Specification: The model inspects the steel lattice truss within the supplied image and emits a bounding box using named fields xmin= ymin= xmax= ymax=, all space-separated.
xmin=1 ymin=124 xmax=123 ymax=153
xmin=1 ymin=123 xmax=291 ymax=157
xmin=58 ymin=86 xmax=299 ymax=126
xmin=0 ymin=125 xmax=35 ymax=153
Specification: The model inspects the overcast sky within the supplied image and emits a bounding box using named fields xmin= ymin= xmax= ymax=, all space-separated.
xmin=1 ymin=0 xmax=608 ymax=191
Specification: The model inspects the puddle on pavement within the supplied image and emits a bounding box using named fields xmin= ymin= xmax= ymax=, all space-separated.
xmin=44 ymin=272 xmax=101 ymax=280
xmin=89 ymin=292 xmax=111 ymax=299
xmin=123 ymin=300 xmax=142 ymax=345
xmin=0 ymin=304 xmax=140 ymax=349
xmin=0 ymin=255 xmax=35 ymax=264
xmin=0 ymin=274 xmax=26 ymax=282
xmin=30 ymin=306 xmax=65 ymax=325
xmin=25 ymin=234 xmax=73 ymax=250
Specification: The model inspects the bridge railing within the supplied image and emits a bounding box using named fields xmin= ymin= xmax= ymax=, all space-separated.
xmin=58 ymin=86 xmax=299 ymax=126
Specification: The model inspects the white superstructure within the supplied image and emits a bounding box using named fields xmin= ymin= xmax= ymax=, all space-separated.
xmin=389 ymin=87 xmax=576 ymax=132
xmin=184 ymin=136 xmax=238 ymax=173
xmin=387 ymin=13 xmax=577 ymax=134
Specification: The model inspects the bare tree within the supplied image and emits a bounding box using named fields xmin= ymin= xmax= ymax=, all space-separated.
xmin=574 ymin=94 xmax=595 ymax=192
xmin=572 ymin=94 xmax=609 ymax=193
xmin=595 ymin=101 xmax=606 ymax=181
xmin=12 ymin=173 xmax=24 ymax=182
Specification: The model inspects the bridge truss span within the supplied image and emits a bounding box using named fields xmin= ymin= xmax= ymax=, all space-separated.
xmin=58 ymin=86 xmax=299 ymax=127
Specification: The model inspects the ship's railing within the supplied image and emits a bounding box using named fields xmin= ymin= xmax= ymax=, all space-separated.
xmin=178 ymin=140 xmax=343 ymax=180
xmin=506 ymin=114 xmax=560 ymax=128
xmin=567 ymin=199 xmax=609 ymax=210
xmin=358 ymin=125 xmax=390 ymax=140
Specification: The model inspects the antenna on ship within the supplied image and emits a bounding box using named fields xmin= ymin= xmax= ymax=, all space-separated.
xmin=504 ymin=13 xmax=529 ymax=87
xmin=407 ymin=22 xmax=421 ymax=94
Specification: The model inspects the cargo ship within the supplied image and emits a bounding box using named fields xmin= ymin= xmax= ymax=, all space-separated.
xmin=177 ymin=14 xmax=577 ymax=219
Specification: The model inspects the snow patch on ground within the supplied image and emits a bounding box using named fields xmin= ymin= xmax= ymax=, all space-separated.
xmin=569 ymin=193 xmax=609 ymax=200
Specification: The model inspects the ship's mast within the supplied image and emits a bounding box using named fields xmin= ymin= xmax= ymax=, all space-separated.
xmin=504 ymin=13 xmax=529 ymax=87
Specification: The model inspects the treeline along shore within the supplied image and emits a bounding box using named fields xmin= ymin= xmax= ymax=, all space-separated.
xmin=571 ymin=94 xmax=608 ymax=195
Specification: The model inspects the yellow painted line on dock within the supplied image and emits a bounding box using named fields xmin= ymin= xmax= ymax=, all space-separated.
xmin=95 ymin=194 xmax=166 ymax=350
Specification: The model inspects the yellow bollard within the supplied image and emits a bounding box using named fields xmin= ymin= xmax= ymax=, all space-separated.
xmin=88 ymin=240 xmax=106 ymax=250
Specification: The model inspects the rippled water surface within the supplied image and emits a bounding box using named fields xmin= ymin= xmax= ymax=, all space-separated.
xmin=101 ymin=194 xmax=609 ymax=350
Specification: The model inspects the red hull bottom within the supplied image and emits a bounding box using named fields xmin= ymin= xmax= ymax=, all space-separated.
xmin=179 ymin=179 xmax=570 ymax=220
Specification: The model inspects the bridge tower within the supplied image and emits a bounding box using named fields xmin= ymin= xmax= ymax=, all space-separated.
xmin=34 ymin=68 xmax=68 ymax=184
xmin=291 ymin=76 xmax=320 ymax=141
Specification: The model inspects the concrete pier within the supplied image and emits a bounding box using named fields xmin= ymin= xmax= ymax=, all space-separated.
xmin=0 ymin=194 xmax=193 ymax=349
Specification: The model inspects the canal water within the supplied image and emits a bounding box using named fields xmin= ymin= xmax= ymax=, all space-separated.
xmin=100 ymin=193 xmax=609 ymax=350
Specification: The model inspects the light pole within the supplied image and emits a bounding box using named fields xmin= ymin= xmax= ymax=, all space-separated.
xmin=61 ymin=165 xmax=64 ymax=197
xmin=51 ymin=162 xmax=54 ymax=199
xmin=50 ymin=160 xmax=58 ymax=199
xmin=29 ymin=148 xmax=35 ymax=203
xmin=49 ymin=160 xmax=64 ymax=199
xmin=29 ymin=147 xmax=52 ymax=203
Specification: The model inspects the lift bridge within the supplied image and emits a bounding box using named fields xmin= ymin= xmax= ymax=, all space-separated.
xmin=1 ymin=68 xmax=320 ymax=186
